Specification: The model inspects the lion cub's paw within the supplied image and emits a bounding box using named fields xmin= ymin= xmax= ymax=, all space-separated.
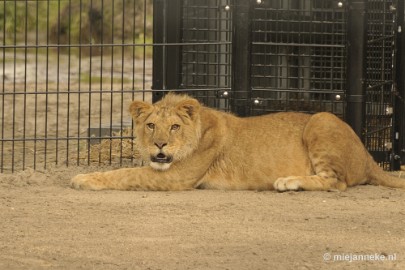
xmin=274 ymin=177 xmax=303 ymax=192
xmin=70 ymin=173 xmax=108 ymax=191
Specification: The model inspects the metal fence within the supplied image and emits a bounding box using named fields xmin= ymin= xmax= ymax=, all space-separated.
xmin=1 ymin=0 xmax=152 ymax=173
xmin=364 ymin=0 xmax=400 ymax=168
xmin=1 ymin=0 xmax=404 ymax=173
xmin=249 ymin=0 xmax=347 ymax=116
xmin=153 ymin=0 xmax=405 ymax=170
xmin=152 ymin=0 xmax=233 ymax=109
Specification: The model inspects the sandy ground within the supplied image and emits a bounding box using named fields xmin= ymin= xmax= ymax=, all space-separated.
xmin=0 ymin=166 xmax=405 ymax=270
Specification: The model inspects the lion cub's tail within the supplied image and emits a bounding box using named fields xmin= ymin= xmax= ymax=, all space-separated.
xmin=368 ymin=161 xmax=405 ymax=189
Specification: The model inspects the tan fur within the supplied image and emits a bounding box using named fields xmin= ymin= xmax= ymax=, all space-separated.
xmin=71 ymin=93 xmax=405 ymax=191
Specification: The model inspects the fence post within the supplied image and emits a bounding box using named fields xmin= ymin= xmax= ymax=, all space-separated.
xmin=395 ymin=0 xmax=405 ymax=168
xmin=152 ymin=0 xmax=164 ymax=101
xmin=346 ymin=0 xmax=367 ymax=140
xmin=231 ymin=0 xmax=252 ymax=117
xmin=152 ymin=0 xmax=182 ymax=102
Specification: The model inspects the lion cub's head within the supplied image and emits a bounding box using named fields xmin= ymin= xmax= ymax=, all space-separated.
xmin=129 ymin=93 xmax=202 ymax=171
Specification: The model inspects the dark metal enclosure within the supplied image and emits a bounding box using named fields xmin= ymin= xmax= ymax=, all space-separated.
xmin=153 ymin=0 xmax=405 ymax=170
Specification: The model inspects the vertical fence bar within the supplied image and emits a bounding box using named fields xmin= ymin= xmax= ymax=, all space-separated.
xmin=34 ymin=1 xmax=39 ymax=170
xmin=395 ymin=0 xmax=405 ymax=167
xmin=152 ymin=0 xmax=164 ymax=101
xmin=231 ymin=0 xmax=252 ymax=117
xmin=109 ymin=1 xmax=115 ymax=165
xmin=120 ymin=0 xmax=126 ymax=165
xmin=142 ymin=0 xmax=148 ymax=100
xmin=12 ymin=0 xmax=17 ymax=172
xmin=152 ymin=0 xmax=182 ymax=102
xmin=66 ymin=0 xmax=72 ymax=166
xmin=56 ymin=0 xmax=61 ymax=166
xmin=44 ymin=0 xmax=50 ymax=169
xmin=23 ymin=1 xmax=28 ymax=170
xmin=1 ymin=1 xmax=5 ymax=172
xmin=346 ymin=0 xmax=367 ymax=140
xmin=165 ymin=0 xmax=182 ymax=91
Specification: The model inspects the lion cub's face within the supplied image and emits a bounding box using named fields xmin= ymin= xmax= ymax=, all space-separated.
xmin=129 ymin=94 xmax=202 ymax=171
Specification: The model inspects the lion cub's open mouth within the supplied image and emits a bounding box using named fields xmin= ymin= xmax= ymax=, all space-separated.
xmin=151 ymin=153 xmax=173 ymax=164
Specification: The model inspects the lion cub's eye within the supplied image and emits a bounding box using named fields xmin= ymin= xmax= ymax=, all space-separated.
xmin=171 ymin=124 xmax=180 ymax=131
xmin=146 ymin=123 xmax=155 ymax=130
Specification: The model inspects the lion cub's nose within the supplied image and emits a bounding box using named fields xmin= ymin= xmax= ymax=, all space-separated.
xmin=154 ymin=142 xmax=167 ymax=149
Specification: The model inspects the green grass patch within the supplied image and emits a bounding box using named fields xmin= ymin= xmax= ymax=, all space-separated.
xmin=1 ymin=0 xmax=153 ymax=59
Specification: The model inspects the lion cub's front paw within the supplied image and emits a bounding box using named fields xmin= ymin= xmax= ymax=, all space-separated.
xmin=71 ymin=172 xmax=108 ymax=191
xmin=274 ymin=177 xmax=303 ymax=192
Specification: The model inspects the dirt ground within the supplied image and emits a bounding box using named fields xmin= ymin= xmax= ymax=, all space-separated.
xmin=0 ymin=166 xmax=404 ymax=270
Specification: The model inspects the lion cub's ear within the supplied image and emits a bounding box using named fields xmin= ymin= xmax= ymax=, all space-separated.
xmin=129 ymin=100 xmax=153 ymax=121
xmin=176 ymin=98 xmax=201 ymax=120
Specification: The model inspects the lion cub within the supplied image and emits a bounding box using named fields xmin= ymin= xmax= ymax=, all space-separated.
xmin=71 ymin=93 xmax=405 ymax=191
